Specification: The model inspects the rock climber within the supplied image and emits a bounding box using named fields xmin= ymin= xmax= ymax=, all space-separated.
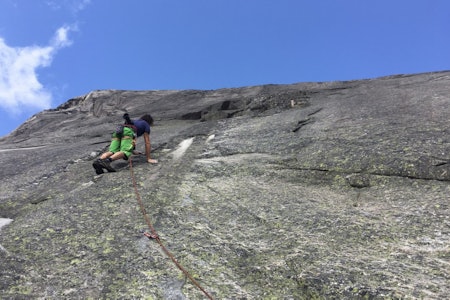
xmin=93 ymin=113 xmax=158 ymax=174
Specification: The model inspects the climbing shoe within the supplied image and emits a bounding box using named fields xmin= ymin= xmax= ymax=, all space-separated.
xmin=93 ymin=159 xmax=116 ymax=174
xmin=99 ymin=159 xmax=116 ymax=172
xmin=92 ymin=159 xmax=104 ymax=174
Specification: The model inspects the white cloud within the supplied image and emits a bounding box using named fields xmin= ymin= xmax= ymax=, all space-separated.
xmin=0 ymin=26 xmax=74 ymax=114
xmin=52 ymin=25 xmax=75 ymax=48
xmin=73 ymin=0 xmax=92 ymax=13
xmin=46 ymin=0 xmax=91 ymax=14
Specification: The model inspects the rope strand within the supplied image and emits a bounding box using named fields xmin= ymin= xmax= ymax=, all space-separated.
xmin=129 ymin=157 xmax=214 ymax=300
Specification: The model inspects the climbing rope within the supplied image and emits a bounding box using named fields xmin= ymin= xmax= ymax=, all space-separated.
xmin=128 ymin=157 xmax=214 ymax=300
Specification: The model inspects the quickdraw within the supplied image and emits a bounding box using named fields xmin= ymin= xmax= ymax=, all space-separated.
xmin=143 ymin=231 xmax=158 ymax=240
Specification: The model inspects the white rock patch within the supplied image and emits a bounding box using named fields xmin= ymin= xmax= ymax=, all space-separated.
xmin=0 ymin=218 xmax=13 ymax=230
xmin=205 ymin=134 xmax=215 ymax=143
xmin=171 ymin=137 xmax=194 ymax=160
xmin=0 ymin=218 xmax=13 ymax=254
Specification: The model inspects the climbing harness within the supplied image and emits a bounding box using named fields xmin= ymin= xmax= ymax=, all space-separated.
xmin=129 ymin=157 xmax=214 ymax=300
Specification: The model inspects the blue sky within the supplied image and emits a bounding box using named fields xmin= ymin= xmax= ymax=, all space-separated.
xmin=0 ymin=0 xmax=449 ymax=137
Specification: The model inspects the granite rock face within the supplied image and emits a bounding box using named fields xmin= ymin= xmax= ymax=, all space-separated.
xmin=1 ymin=71 xmax=450 ymax=299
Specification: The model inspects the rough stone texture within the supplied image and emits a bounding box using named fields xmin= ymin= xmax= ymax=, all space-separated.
xmin=0 ymin=71 xmax=449 ymax=299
